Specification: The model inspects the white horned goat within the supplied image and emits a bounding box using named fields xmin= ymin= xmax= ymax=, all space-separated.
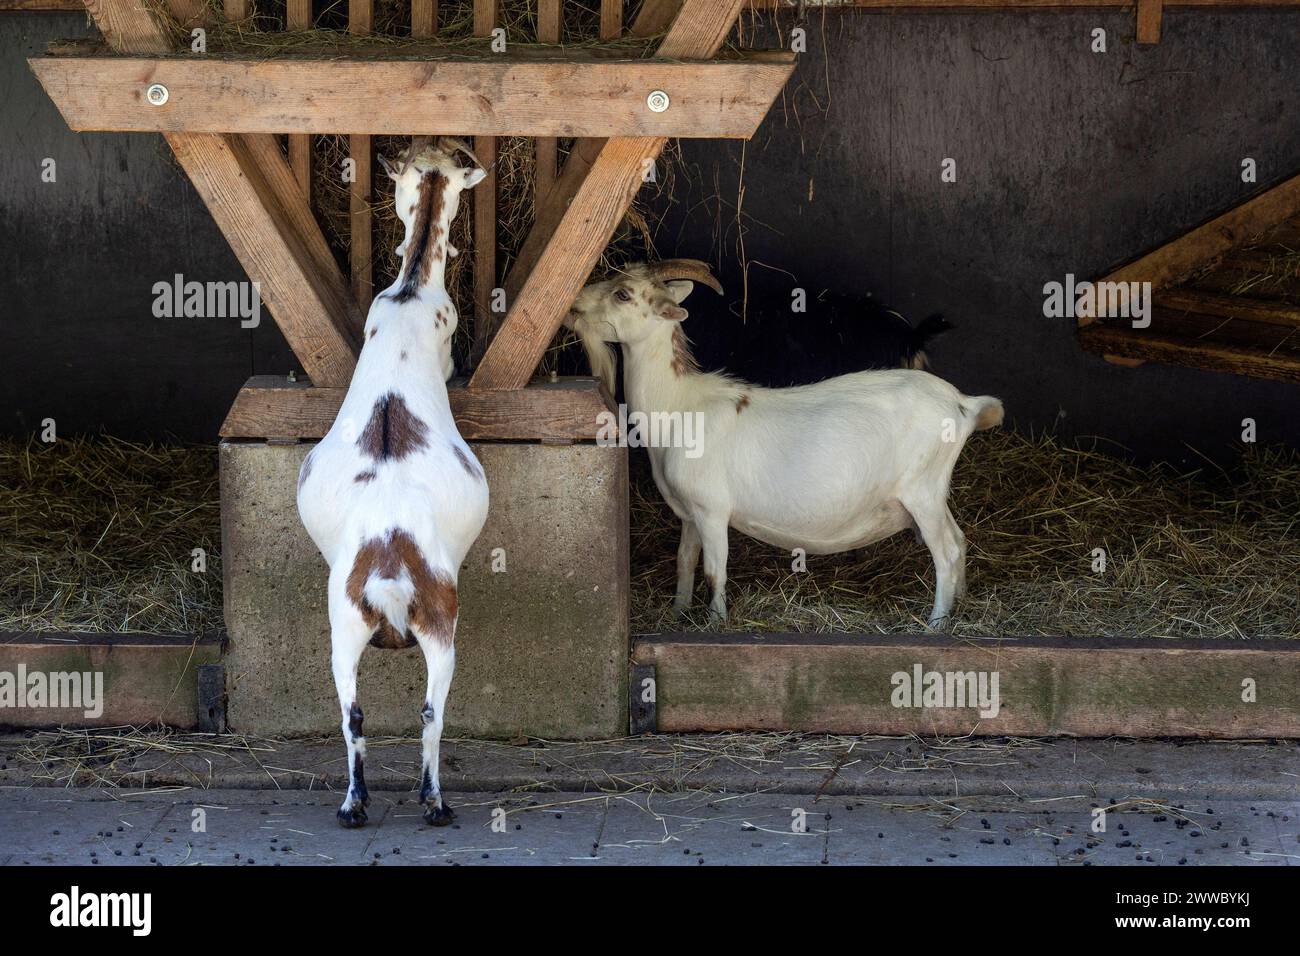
xmin=297 ymin=137 xmax=489 ymax=828
xmin=567 ymin=260 xmax=1003 ymax=628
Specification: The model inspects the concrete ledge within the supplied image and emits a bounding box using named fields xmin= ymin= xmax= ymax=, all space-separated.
xmin=633 ymin=633 xmax=1300 ymax=739
xmin=221 ymin=441 xmax=629 ymax=738
xmin=0 ymin=632 xmax=221 ymax=729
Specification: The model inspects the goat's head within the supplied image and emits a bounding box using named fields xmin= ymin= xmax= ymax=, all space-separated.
xmin=564 ymin=260 xmax=723 ymax=391
xmin=379 ymin=137 xmax=487 ymax=250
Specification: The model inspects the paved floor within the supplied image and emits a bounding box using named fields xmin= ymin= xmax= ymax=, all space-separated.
xmin=3 ymin=786 xmax=1297 ymax=866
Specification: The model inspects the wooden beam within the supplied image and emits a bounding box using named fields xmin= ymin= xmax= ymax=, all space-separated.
xmin=1078 ymin=171 xmax=1300 ymax=323
xmin=630 ymin=0 xmax=681 ymax=35
xmin=29 ymin=54 xmax=793 ymax=138
xmin=75 ymin=0 xmax=362 ymax=385
xmin=473 ymin=0 xmax=499 ymax=363
xmin=1077 ymin=321 xmax=1300 ymax=383
xmin=1157 ymin=289 xmax=1300 ymax=328
xmin=1136 ymin=0 xmax=1163 ymax=42
xmin=412 ymin=0 xmax=437 ymax=37
xmin=220 ymin=375 xmax=616 ymax=441
xmin=534 ymin=0 xmax=563 ymax=201
xmin=633 ymin=633 xmax=1300 ymax=738
xmin=349 ymin=0 xmax=373 ymax=312
xmin=474 ymin=0 xmax=749 ymax=389
xmin=286 ymin=0 xmax=312 ymax=200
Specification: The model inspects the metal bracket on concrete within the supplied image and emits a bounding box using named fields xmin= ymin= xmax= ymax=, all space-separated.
xmin=629 ymin=662 xmax=657 ymax=735
xmin=197 ymin=663 xmax=227 ymax=733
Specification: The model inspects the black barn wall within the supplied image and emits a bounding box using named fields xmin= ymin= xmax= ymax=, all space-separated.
xmin=0 ymin=13 xmax=297 ymax=444
xmin=1 ymin=10 xmax=1298 ymax=462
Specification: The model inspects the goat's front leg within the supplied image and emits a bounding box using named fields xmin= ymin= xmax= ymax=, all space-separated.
xmin=696 ymin=515 xmax=730 ymax=621
xmin=330 ymin=615 xmax=372 ymax=828
xmin=416 ymin=634 xmax=456 ymax=826
xmin=673 ymin=520 xmax=702 ymax=615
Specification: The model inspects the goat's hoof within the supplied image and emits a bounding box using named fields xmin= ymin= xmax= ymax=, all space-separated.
xmin=671 ymin=604 xmax=689 ymax=619
xmin=422 ymin=801 xmax=455 ymax=827
xmin=337 ymin=805 xmax=368 ymax=829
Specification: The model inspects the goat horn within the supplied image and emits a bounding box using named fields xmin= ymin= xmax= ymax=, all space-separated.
xmin=437 ymin=136 xmax=486 ymax=171
xmin=649 ymin=259 xmax=724 ymax=295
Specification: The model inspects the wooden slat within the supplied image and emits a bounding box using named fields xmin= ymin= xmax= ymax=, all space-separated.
xmin=634 ymin=633 xmax=1300 ymax=738
xmin=349 ymin=0 xmax=373 ymax=312
xmin=473 ymin=0 xmax=499 ymax=364
xmin=1079 ymin=171 xmax=1300 ymax=324
xmin=534 ymin=0 xmax=563 ymax=201
xmin=1137 ymin=0 xmax=1163 ymax=42
xmin=412 ymin=0 xmax=437 ymax=37
xmin=630 ymin=0 xmax=681 ymax=35
xmin=1078 ymin=320 xmax=1300 ymax=383
xmin=286 ymin=0 xmax=312 ymax=199
xmin=601 ymin=0 xmax=623 ymax=39
xmin=29 ymin=54 xmax=795 ymax=138
xmin=222 ymin=0 xmax=247 ymax=19
xmin=220 ymin=375 xmax=616 ymax=440
xmin=473 ymin=0 xmax=749 ymax=389
xmin=76 ymin=0 xmax=361 ymax=386
xmin=1158 ymin=288 xmax=1300 ymax=328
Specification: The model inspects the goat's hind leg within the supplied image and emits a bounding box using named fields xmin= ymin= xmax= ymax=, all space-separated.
xmin=330 ymin=601 xmax=373 ymax=828
xmin=415 ymin=632 xmax=456 ymax=826
xmin=673 ymin=520 xmax=702 ymax=615
xmin=903 ymin=497 xmax=964 ymax=630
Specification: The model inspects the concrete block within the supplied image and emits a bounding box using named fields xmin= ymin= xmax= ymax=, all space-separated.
xmin=220 ymin=441 xmax=629 ymax=738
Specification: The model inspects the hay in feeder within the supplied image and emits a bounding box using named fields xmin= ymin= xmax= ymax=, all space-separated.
xmin=630 ymin=430 xmax=1300 ymax=639
xmin=0 ymin=437 xmax=221 ymax=634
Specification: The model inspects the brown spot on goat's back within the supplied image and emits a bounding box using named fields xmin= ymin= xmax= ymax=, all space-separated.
xmin=346 ymin=529 xmax=458 ymax=648
xmin=735 ymin=393 xmax=751 ymax=414
xmin=298 ymin=448 xmax=315 ymax=490
xmin=357 ymin=392 xmax=429 ymax=462
xmin=450 ymin=443 xmax=483 ymax=481
xmin=354 ymin=470 xmax=376 ymax=484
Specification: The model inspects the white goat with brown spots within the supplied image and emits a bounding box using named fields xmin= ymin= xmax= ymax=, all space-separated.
xmin=297 ymin=138 xmax=488 ymax=828
xmin=567 ymin=261 xmax=1004 ymax=628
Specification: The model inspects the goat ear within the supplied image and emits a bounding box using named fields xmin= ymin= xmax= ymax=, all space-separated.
xmin=665 ymin=280 xmax=694 ymax=304
xmin=378 ymin=154 xmax=402 ymax=182
xmin=661 ymin=304 xmax=688 ymax=323
xmin=462 ymin=167 xmax=488 ymax=189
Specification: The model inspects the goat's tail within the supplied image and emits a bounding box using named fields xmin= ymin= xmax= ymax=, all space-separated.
xmin=905 ymin=314 xmax=952 ymax=369
xmin=363 ymin=575 xmax=416 ymax=642
xmin=961 ymin=394 xmax=1005 ymax=432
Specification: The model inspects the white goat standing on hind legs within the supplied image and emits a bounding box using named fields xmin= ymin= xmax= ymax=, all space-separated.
xmin=297 ymin=137 xmax=489 ymax=829
xmin=566 ymin=260 xmax=1004 ymax=629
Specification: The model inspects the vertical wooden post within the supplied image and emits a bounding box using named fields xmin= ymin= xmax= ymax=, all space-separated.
xmin=472 ymin=0 xmax=499 ymax=361
xmin=1137 ymin=0 xmax=1163 ymax=44
xmin=600 ymin=0 xmax=622 ymax=40
xmin=286 ymin=0 xmax=312 ymax=199
xmin=221 ymin=0 xmax=247 ymax=22
xmin=412 ymin=0 xmax=437 ymax=38
xmin=349 ymin=0 xmax=374 ymax=312
xmin=535 ymin=0 xmax=562 ymax=201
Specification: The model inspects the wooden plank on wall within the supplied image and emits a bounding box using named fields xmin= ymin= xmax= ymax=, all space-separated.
xmin=30 ymin=55 xmax=793 ymax=137
xmin=349 ymin=0 xmax=373 ymax=312
xmin=634 ymin=633 xmax=1300 ymax=738
xmin=601 ymin=0 xmax=623 ymax=39
xmin=286 ymin=0 xmax=312 ymax=199
xmin=222 ymin=0 xmax=248 ymax=19
xmin=1136 ymin=0 xmax=1163 ymax=42
xmin=470 ymin=0 xmax=749 ymax=390
xmin=1078 ymin=171 xmax=1300 ymax=323
xmin=473 ymin=0 xmax=499 ymax=364
xmin=220 ymin=375 xmax=615 ymax=440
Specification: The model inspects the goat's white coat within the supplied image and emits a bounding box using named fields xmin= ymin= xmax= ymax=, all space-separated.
xmin=569 ymin=265 xmax=1002 ymax=626
xmin=297 ymin=144 xmax=489 ymax=826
